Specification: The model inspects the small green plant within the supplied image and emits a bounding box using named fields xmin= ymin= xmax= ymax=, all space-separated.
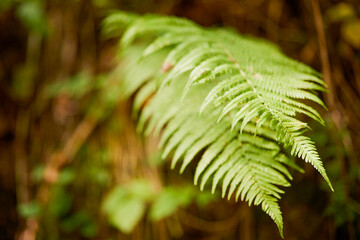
xmin=102 ymin=180 xmax=215 ymax=233
xmin=103 ymin=12 xmax=333 ymax=237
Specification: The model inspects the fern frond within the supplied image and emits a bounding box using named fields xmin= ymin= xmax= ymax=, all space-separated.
xmin=103 ymin=12 xmax=333 ymax=237
xmin=101 ymin=11 xmax=139 ymax=37
xmin=120 ymin=15 xmax=199 ymax=48
xmin=144 ymin=75 xmax=291 ymax=235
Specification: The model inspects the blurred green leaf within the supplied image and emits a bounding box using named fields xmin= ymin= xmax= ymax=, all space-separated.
xmin=45 ymin=72 xmax=93 ymax=98
xmin=128 ymin=179 xmax=154 ymax=200
xmin=16 ymin=1 xmax=48 ymax=35
xmin=99 ymin=83 xmax=123 ymax=105
xmin=342 ymin=19 xmax=360 ymax=49
xmin=102 ymin=181 xmax=152 ymax=233
xmin=149 ymin=186 xmax=194 ymax=221
xmin=57 ymin=168 xmax=76 ymax=185
xmin=88 ymin=167 xmax=110 ymax=185
xmin=48 ymin=187 xmax=72 ymax=217
xmin=326 ymin=3 xmax=356 ymax=23
xmin=108 ymin=196 xmax=145 ymax=233
xmin=102 ymin=186 xmax=127 ymax=214
xmin=18 ymin=201 xmax=42 ymax=218
xmin=60 ymin=211 xmax=98 ymax=238
xmin=102 ymin=180 xmax=154 ymax=211
xmin=80 ymin=221 xmax=98 ymax=238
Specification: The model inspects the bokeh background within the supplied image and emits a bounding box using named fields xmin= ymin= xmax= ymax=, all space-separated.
xmin=0 ymin=0 xmax=359 ymax=239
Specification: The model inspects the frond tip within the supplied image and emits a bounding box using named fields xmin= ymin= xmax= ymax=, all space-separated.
xmin=104 ymin=12 xmax=333 ymax=237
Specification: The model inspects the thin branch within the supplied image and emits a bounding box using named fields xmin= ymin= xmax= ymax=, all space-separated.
xmin=310 ymin=0 xmax=340 ymax=128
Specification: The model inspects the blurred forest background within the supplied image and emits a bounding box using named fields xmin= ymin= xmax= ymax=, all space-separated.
xmin=0 ymin=0 xmax=359 ymax=239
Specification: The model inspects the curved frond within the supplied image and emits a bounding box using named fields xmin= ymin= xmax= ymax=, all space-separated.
xmin=103 ymin=12 xmax=333 ymax=237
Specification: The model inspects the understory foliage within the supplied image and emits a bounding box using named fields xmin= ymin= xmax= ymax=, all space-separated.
xmin=103 ymin=12 xmax=333 ymax=237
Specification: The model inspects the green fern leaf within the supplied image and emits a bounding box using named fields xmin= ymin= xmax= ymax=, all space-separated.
xmin=103 ymin=12 xmax=333 ymax=237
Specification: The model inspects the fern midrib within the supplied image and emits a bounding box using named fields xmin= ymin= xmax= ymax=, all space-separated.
xmin=220 ymin=44 xmax=287 ymax=130
xmin=216 ymin=43 xmax=333 ymax=191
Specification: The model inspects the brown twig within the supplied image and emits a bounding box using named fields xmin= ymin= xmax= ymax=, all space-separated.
xmin=310 ymin=1 xmax=356 ymax=239
xmin=310 ymin=0 xmax=336 ymax=116
xmin=19 ymin=115 xmax=97 ymax=240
